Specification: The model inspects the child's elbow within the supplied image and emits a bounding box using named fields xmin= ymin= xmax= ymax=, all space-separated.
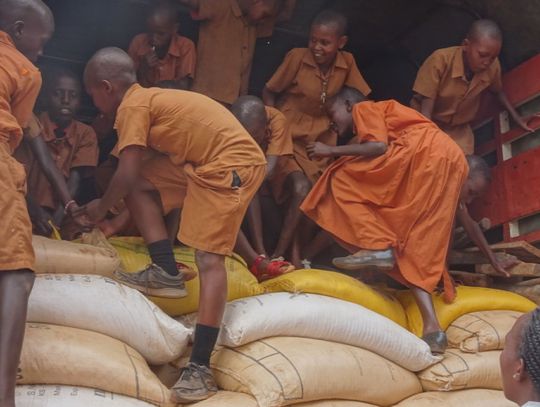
xmin=375 ymin=142 xmax=387 ymax=155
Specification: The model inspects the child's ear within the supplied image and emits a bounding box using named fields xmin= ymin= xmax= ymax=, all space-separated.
xmin=338 ymin=35 xmax=348 ymax=50
xmin=462 ymin=38 xmax=470 ymax=49
xmin=102 ymin=80 xmax=114 ymax=94
xmin=11 ymin=20 xmax=25 ymax=39
xmin=515 ymin=358 xmax=526 ymax=382
xmin=345 ymin=99 xmax=353 ymax=113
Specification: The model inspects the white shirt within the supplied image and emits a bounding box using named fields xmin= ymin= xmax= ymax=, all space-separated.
xmin=523 ymin=402 xmax=540 ymax=406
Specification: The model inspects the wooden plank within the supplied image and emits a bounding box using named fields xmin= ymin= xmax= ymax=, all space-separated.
xmin=449 ymin=250 xmax=516 ymax=265
xmin=476 ymin=262 xmax=540 ymax=277
xmin=449 ymin=270 xmax=492 ymax=287
xmin=464 ymin=241 xmax=540 ymax=263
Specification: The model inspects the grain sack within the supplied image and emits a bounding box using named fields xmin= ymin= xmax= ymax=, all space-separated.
xmin=110 ymin=237 xmax=263 ymax=316
xmin=18 ymin=324 xmax=173 ymax=406
xmin=211 ymin=337 xmax=422 ymax=407
xmin=447 ymin=310 xmax=523 ymax=353
xmin=16 ymin=385 xmax=155 ymax=406
xmin=417 ymin=349 xmax=502 ymax=391
xmin=189 ymin=392 xmax=379 ymax=407
xmin=33 ymin=235 xmax=120 ymax=277
xmin=261 ymin=269 xmax=407 ymax=327
xmin=394 ymin=389 xmax=517 ymax=407
xmin=219 ymin=293 xmax=439 ymax=371
xmin=27 ymin=274 xmax=191 ymax=365
xmin=397 ymin=286 xmax=535 ymax=336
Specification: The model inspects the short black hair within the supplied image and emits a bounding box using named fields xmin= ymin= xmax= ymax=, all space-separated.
xmin=312 ymin=9 xmax=348 ymax=37
xmin=326 ymin=86 xmax=367 ymax=108
xmin=466 ymin=155 xmax=492 ymax=183
xmin=231 ymin=95 xmax=267 ymax=130
xmin=150 ymin=0 xmax=180 ymax=25
xmin=43 ymin=65 xmax=80 ymax=88
xmin=521 ymin=308 xmax=540 ymax=397
xmin=467 ymin=19 xmax=503 ymax=43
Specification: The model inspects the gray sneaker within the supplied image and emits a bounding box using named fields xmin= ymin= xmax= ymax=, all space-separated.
xmin=333 ymin=249 xmax=395 ymax=271
xmin=171 ymin=362 xmax=218 ymax=403
xmin=113 ymin=263 xmax=187 ymax=298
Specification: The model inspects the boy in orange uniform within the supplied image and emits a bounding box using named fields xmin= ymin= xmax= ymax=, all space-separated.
xmin=0 ymin=1 xmax=54 ymax=405
xmin=177 ymin=0 xmax=281 ymax=105
xmin=262 ymin=10 xmax=371 ymax=266
xmin=411 ymin=19 xmax=532 ymax=154
xmin=81 ymin=47 xmax=265 ymax=402
xmin=128 ymin=1 xmax=196 ymax=90
xmin=15 ymin=67 xmax=98 ymax=238
xmin=231 ymin=95 xmax=295 ymax=280
xmin=301 ymin=87 xmax=516 ymax=353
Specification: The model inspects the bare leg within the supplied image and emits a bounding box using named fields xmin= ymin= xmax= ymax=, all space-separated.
xmin=273 ymin=172 xmax=311 ymax=259
xmin=195 ymin=251 xmax=227 ymax=327
xmin=234 ymin=230 xmax=261 ymax=267
xmin=245 ymin=193 xmax=266 ymax=256
xmin=98 ymin=209 xmax=132 ymax=238
xmin=411 ymin=286 xmax=442 ymax=335
xmin=0 ymin=270 xmax=35 ymax=407
xmin=165 ymin=209 xmax=181 ymax=243
xmin=303 ymin=229 xmax=334 ymax=260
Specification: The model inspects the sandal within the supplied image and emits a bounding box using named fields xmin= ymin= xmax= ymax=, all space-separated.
xmin=422 ymin=331 xmax=448 ymax=354
xmin=250 ymin=255 xmax=295 ymax=282
xmin=177 ymin=262 xmax=198 ymax=282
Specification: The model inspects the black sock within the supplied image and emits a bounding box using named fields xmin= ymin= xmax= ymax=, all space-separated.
xmin=190 ymin=324 xmax=220 ymax=367
xmin=148 ymin=240 xmax=178 ymax=276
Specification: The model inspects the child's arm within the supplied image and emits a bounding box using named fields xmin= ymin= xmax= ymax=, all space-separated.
xmin=416 ymin=96 xmax=435 ymax=120
xmin=246 ymin=193 xmax=266 ymax=256
xmin=456 ymin=202 xmax=518 ymax=277
xmin=266 ymin=155 xmax=279 ymax=180
xmin=262 ymin=86 xmax=278 ymax=107
xmin=496 ymin=91 xmax=535 ymax=132
xmin=52 ymin=168 xmax=85 ymax=227
xmin=26 ymin=195 xmax=53 ymax=236
xmin=306 ymin=140 xmax=387 ymax=159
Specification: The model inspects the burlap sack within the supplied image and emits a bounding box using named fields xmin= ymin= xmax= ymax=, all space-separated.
xmin=219 ymin=293 xmax=439 ymax=372
xmin=417 ymin=349 xmax=502 ymax=391
xmin=16 ymin=385 xmax=154 ymax=406
xmin=28 ymin=274 xmax=191 ymax=364
xmin=18 ymin=324 xmax=173 ymax=406
xmin=189 ymin=392 xmax=379 ymax=406
xmin=32 ymin=235 xmax=120 ymax=277
xmin=211 ymin=337 xmax=422 ymax=407
xmin=394 ymin=389 xmax=517 ymax=406
xmin=447 ymin=310 xmax=522 ymax=353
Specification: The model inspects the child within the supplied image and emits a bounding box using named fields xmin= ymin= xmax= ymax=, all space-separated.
xmin=231 ymin=95 xmax=295 ymax=281
xmin=501 ymin=308 xmax=540 ymax=406
xmin=15 ymin=67 xmax=98 ymax=238
xmin=411 ymin=19 xmax=532 ymax=154
xmin=0 ymin=1 xmax=54 ymax=405
xmin=81 ymin=47 xmax=266 ymax=402
xmin=300 ymin=87 xmax=515 ymax=354
xmin=177 ymin=0 xmax=281 ymax=105
xmin=262 ymin=9 xmax=371 ymax=265
xmin=128 ymin=1 xmax=196 ymax=90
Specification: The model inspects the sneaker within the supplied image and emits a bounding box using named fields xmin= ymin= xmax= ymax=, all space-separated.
xmin=171 ymin=362 xmax=218 ymax=403
xmin=332 ymin=249 xmax=395 ymax=271
xmin=113 ymin=263 xmax=187 ymax=298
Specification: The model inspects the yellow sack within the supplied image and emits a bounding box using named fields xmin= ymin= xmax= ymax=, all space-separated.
xmin=190 ymin=392 xmax=379 ymax=407
xmin=394 ymin=389 xmax=516 ymax=407
xmin=397 ymin=286 xmax=536 ymax=336
xmin=211 ymin=337 xmax=422 ymax=407
xmin=417 ymin=349 xmax=502 ymax=392
xmin=261 ymin=269 xmax=407 ymax=327
xmin=18 ymin=323 xmax=173 ymax=406
xmin=447 ymin=310 xmax=523 ymax=353
xmin=109 ymin=237 xmax=263 ymax=316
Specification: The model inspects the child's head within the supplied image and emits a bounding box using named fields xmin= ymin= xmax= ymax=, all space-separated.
xmin=460 ymin=155 xmax=491 ymax=204
xmin=309 ymin=10 xmax=348 ymax=70
xmin=84 ymin=47 xmax=137 ymax=117
xmin=325 ymin=86 xmax=366 ymax=137
xmin=500 ymin=309 xmax=540 ymax=405
xmin=146 ymin=2 xmax=180 ymax=53
xmin=240 ymin=0 xmax=281 ymax=25
xmin=231 ymin=96 xmax=268 ymax=147
xmin=462 ymin=19 xmax=502 ymax=74
xmin=0 ymin=0 xmax=54 ymax=62
xmin=44 ymin=67 xmax=81 ymax=127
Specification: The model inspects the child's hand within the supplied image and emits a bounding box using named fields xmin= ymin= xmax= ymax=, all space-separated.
xmin=67 ymin=203 xmax=94 ymax=232
xmin=490 ymin=254 xmax=519 ymax=278
xmin=75 ymin=199 xmax=107 ymax=224
xmin=307 ymin=142 xmax=334 ymax=159
xmin=29 ymin=206 xmax=54 ymax=236
xmin=517 ymin=113 xmax=540 ymax=133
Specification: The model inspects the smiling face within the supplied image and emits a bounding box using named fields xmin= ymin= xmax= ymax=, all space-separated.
xmin=463 ymin=35 xmax=502 ymax=74
xmin=308 ymin=23 xmax=347 ymax=70
xmin=47 ymin=75 xmax=81 ymax=126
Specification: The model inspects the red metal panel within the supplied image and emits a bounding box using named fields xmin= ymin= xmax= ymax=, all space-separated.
xmin=469 ymin=164 xmax=508 ymax=225
xmin=502 ymin=54 xmax=540 ymax=106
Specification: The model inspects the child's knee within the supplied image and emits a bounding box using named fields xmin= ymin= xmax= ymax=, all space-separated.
xmin=2 ymin=269 xmax=35 ymax=296
xmin=195 ymin=250 xmax=225 ymax=273
xmin=292 ymin=176 xmax=311 ymax=201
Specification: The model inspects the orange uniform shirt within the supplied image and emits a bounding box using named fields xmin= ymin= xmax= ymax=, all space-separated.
xmin=0 ymin=30 xmax=43 ymax=271
xmin=301 ymin=100 xmax=468 ymax=301
xmin=264 ymin=106 xmax=293 ymax=157
xmin=128 ymin=33 xmax=196 ymax=88
xmin=192 ymin=0 xmax=257 ymax=105
xmin=411 ymin=46 xmax=503 ymax=153
xmin=15 ymin=112 xmax=99 ymax=210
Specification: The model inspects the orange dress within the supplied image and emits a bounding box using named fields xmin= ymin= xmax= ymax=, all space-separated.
xmin=301 ymin=100 xmax=468 ymax=300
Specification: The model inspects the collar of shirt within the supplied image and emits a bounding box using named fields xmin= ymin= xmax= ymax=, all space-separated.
xmin=39 ymin=112 xmax=76 ymax=146
xmin=231 ymin=0 xmax=249 ymax=25
xmin=165 ymin=33 xmax=183 ymax=58
xmin=451 ymin=45 xmax=494 ymax=86
xmin=301 ymin=49 xmax=349 ymax=78
xmin=0 ymin=30 xmax=15 ymax=48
